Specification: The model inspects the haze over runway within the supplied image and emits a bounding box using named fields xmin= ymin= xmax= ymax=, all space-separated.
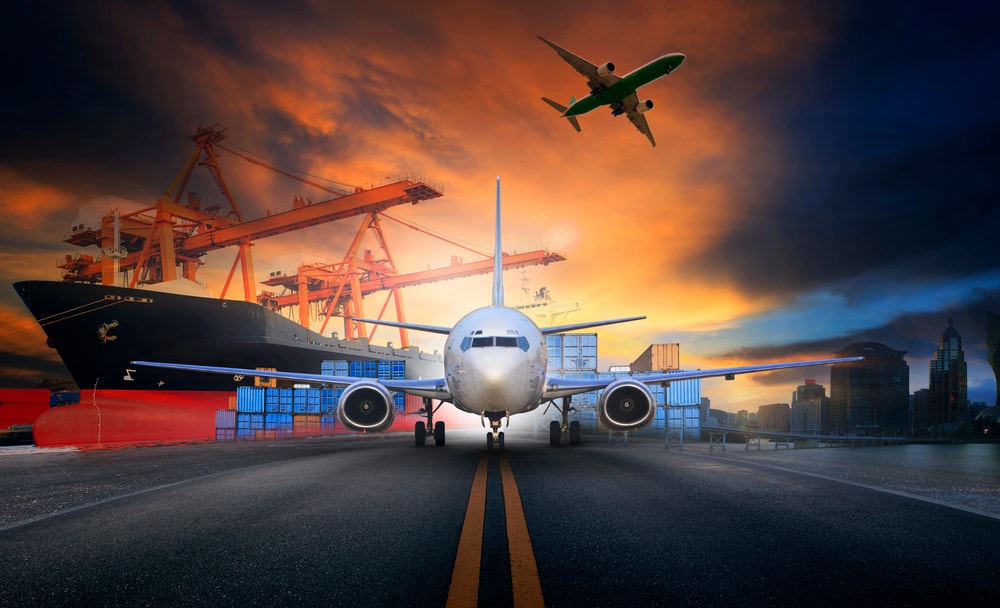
xmin=2 ymin=1 xmax=998 ymax=411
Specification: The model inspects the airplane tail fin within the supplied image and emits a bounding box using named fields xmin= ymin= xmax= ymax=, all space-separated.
xmin=492 ymin=176 xmax=504 ymax=307
xmin=541 ymin=97 xmax=582 ymax=132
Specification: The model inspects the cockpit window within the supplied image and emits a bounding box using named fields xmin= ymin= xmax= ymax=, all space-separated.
xmin=459 ymin=335 xmax=531 ymax=352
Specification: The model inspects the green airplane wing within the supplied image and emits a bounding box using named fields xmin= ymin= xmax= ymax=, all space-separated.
xmin=621 ymin=93 xmax=656 ymax=147
xmin=538 ymin=35 xmax=620 ymax=91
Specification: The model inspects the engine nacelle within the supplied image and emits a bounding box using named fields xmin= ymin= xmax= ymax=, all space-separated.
xmin=337 ymin=380 xmax=395 ymax=432
xmin=596 ymin=61 xmax=616 ymax=77
xmin=636 ymin=99 xmax=653 ymax=114
xmin=597 ymin=379 xmax=656 ymax=431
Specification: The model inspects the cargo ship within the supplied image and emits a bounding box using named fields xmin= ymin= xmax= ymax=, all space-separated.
xmin=12 ymin=278 xmax=452 ymax=446
xmin=13 ymin=279 xmax=443 ymax=392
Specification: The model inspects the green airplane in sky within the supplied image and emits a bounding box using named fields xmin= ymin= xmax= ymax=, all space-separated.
xmin=538 ymin=35 xmax=685 ymax=147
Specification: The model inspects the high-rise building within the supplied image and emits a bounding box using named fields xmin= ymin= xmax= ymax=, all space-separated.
xmin=830 ymin=343 xmax=909 ymax=435
xmin=911 ymin=388 xmax=928 ymax=436
xmin=757 ymin=402 xmax=790 ymax=431
xmin=987 ymin=311 xmax=1000 ymax=407
xmin=791 ymin=379 xmax=829 ymax=434
xmin=925 ymin=320 xmax=968 ymax=432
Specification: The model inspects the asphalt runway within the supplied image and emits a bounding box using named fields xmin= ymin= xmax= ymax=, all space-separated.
xmin=1 ymin=430 xmax=997 ymax=607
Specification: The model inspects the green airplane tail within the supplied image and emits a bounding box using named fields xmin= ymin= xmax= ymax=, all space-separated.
xmin=541 ymin=97 xmax=582 ymax=132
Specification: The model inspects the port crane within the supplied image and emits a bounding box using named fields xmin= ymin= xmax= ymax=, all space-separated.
xmin=59 ymin=125 xmax=565 ymax=346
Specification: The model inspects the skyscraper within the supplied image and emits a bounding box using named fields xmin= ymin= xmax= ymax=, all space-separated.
xmin=987 ymin=311 xmax=1000 ymax=407
xmin=925 ymin=319 xmax=968 ymax=432
xmin=758 ymin=402 xmax=790 ymax=432
xmin=830 ymin=343 xmax=909 ymax=435
xmin=791 ymin=379 xmax=829 ymax=434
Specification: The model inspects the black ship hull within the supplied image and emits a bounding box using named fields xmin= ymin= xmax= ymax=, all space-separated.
xmin=14 ymin=280 xmax=442 ymax=391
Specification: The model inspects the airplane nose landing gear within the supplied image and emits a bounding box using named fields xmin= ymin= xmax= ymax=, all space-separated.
xmin=483 ymin=410 xmax=509 ymax=451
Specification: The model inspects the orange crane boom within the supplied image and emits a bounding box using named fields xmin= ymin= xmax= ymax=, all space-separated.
xmin=57 ymin=126 xmax=568 ymax=347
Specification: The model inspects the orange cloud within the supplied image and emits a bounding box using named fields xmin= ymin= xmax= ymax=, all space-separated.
xmin=0 ymin=169 xmax=77 ymax=230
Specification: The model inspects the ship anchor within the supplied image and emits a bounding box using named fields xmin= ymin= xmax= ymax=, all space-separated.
xmin=97 ymin=320 xmax=119 ymax=343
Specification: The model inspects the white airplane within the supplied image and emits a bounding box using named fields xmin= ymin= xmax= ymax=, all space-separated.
xmin=134 ymin=178 xmax=861 ymax=450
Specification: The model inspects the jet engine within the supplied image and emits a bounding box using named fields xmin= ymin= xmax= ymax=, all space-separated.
xmin=597 ymin=379 xmax=656 ymax=431
xmin=597 ymin=61 xmax=616 ymax=77
xmin=636 ymin=99 xmax=654 ymax=114
xmin=337 ymin=380 xmax=395 ymax=432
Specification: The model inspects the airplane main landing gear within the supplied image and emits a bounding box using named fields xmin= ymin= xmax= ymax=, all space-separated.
xmin=415 ymin=397 xmax=446 ymax=447
xmin=545 ymin=396 xmax=582 ymax=447
xmin=483 ymin=410 xmax=508 ymax=451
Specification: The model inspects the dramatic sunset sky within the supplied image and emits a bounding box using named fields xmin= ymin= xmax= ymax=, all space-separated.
xmin=2 ymin=1 xmax=998 ymax=411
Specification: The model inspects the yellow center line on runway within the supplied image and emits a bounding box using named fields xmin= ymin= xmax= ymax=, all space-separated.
xmin=499 ymin=451 xmax=545 ymax=608
xmin=446 ymin=452 xmax=489 ymax=607
xmin=446 ymin=451 xmax=546 ymax=608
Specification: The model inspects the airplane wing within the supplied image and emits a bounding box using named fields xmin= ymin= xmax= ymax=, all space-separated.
xmin=538 ymin=35 xmax=620 ymax=91
xmin=355 ymin=315 xmax=648 ymax=337
xmin=621 ymin=93 xmax=656 ymax=147
xmin=352 ymin=317 xmax=452 ymax=335
xmin=131 ymin=360 xmax=453 ymax=401
xmin=540 ymin=316 xmax=645 ymax=335
xmin=542 ymin=357 xmax=863 ymax=400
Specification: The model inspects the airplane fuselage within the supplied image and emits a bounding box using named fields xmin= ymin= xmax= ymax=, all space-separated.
xmin=443 ymin=305 xmax=547 ymax=417
xmin=563 ymin=53 xmax=686 ymax=117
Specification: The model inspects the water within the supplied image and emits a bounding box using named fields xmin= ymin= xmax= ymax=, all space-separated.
xmin=708 ymin=443 xmax=1000 ymax=519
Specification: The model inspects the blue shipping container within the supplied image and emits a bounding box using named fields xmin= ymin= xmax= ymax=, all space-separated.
xmin=216 ymin=409 xmax=237 ymax=430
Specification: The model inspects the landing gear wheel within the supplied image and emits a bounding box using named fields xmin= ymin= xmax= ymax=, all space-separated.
xmin=549 ymin=420 xmax=561 ymax=446
xmin=415 ymin=421 xmax=426 ymax=447
xmin=487 ymin=432 xmax=495 ymax=451
xmin=498 ymin=431 xmax=505 ymax=451
xmin=569 ymin=420 xmax=581 ymax=446
xmin=434 ymin=421 xmax=446 ymax=446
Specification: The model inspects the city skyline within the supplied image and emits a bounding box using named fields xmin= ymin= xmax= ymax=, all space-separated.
xmin=1 ymin=1 xmax=998 ymax=411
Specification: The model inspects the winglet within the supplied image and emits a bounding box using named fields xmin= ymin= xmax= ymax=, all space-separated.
xmin=541 ymin=97 xmax=582 ymax=132
xmin=492 ymin=176 xmax=504 ymax=307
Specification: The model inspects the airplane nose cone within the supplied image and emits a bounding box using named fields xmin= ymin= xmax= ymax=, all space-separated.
xmin=481 ymin=367 xmax=507 ymax=391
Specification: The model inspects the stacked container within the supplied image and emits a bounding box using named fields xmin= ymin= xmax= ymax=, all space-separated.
xmin=218 ymin=358 xmax=405 ymax=441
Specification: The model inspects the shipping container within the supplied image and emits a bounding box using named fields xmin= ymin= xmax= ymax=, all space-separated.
xmin=321 ymin=389 xmax=335 ymax=414
xmin=321 ymin=359 xmax=350 ymax=375
xmin=546 ymin=333 xmax=598 ymax=373
xmin=629 ymin=343 xmax=680 ymax=373
xmin=236 ymin=386 xmax=266 ymax=413
xmin=216 ymin=409 xmax=237 ymax=430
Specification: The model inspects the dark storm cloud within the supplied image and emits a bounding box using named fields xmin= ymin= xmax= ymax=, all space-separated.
xmin=692 ymin=119 xmax=1000 ymax=296
xmin=0 ymin=216 xmax=77 ymax=252
xmin=0 ymin=5 xmax=205 ymax=200
xmin=684 ymin=3 xmax=1000 ymax=298
xmin=0 ymin=350 xmax=71 ymax=388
